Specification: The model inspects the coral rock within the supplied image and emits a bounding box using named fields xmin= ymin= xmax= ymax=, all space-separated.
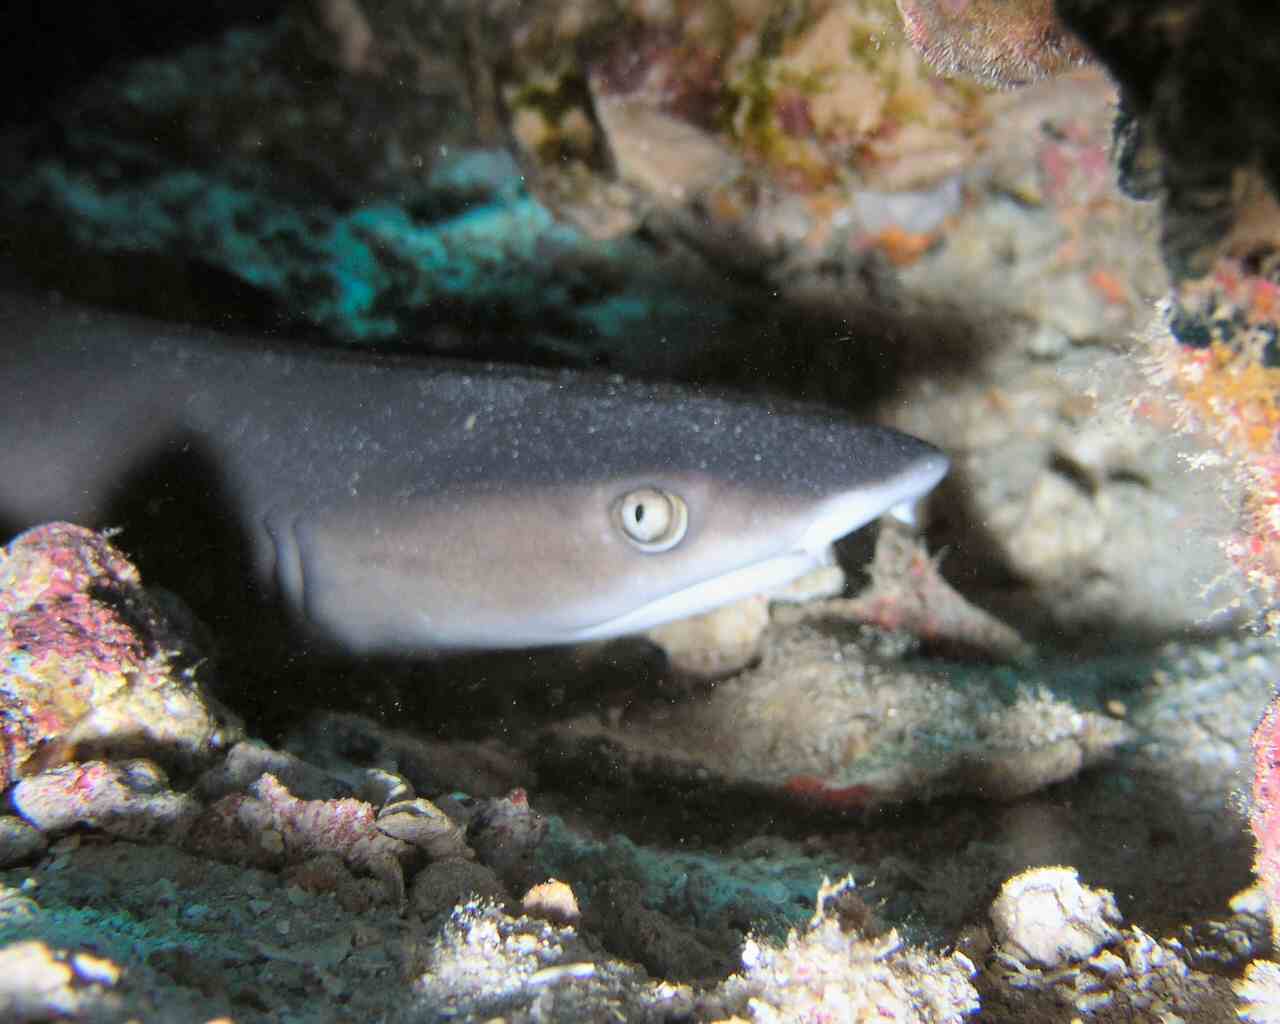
xmin=186 ymin=772 xmax=414 ymax=904
xmin=467 ymin=788 xmax=549 ymax=892
xmin=990 ymin=865 xmax=1122 ymax=968
xmin=522 ymin=878 xmax=580 ymax=927
xmin=409 ymin=859 xmax=510 ymax=923
xmin=11 ymin=759 xmax=199 ymax=841
xmin=714 ymin=875 xmax=979 ymax=1023
xmin=0 ymin=941 xmax=123 ymax=1023
xmin=1 ymin=522 xmax=239 ymax=789
xmin=0 ymin=814 xmax=47 ymax=867
xmin=1251 ymin=696 xmax=1280 ymax=945
xmin=896 ymin=0 xmax=1091 ymax=87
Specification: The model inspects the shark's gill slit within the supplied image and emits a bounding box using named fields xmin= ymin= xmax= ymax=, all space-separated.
xmin=268 ymin=513 xmax=307 ymax=620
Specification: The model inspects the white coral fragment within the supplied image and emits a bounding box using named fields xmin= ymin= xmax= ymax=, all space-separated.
xmin=991 ymin=865 xmax=1123 ymax=968
xmin=1238 ymin=959 xmax=1280 ymax=1024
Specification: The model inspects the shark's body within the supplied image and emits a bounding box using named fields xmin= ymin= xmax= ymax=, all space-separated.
xmin=0 ymin=290 xmax=948 ymax=654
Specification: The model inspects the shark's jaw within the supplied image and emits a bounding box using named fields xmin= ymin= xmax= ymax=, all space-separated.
xmin=561 ymin=452 xmax=950 ymax=644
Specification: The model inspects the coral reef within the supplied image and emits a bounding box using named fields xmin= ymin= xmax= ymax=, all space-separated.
xmin=1000 ymin=1 xmax=1280 ymax=619
xmin=5 ymin=16 xmax=721 ymax=362
xmin=5 ymin=2 xmax=1280 ymax=1019
xmin=982 ymin=866 xmax=1254 ymax=1020
xmin=888 ymin=0 xmax=1280 ymax=632
xmin=1127 ymin=635 xmax=1277 ymax=831
xmin=187 ymin=772 xmax=469 ymax=906
xmin=405 ymin=875 xmax=980 ymax=1023
xmin=0 ymin=0 xmax=989 ymax=370
xmin=11 ymin=760 xmax=198 ymax=842
xmin=535 ymin=817 xmax=855 ymax=938
xmin=895 ymin=0 xmax=1280 ymax=644
xmin=0 ymin=522 xmax=1276 ymax=1017
xmin=406 ymin=897 xmax=672 ymax=1022
xmin=496 ymin=0 xmax=985 ymax=243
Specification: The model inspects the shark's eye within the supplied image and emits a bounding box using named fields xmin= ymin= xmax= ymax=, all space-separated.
xmin=616 ymin=487 xmax=688 ymax=552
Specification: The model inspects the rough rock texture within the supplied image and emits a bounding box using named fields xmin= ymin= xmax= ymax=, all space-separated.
xmin=547 ymin=621 xmax=1133 ymax=810
xmin=1056 ymin=0 xmax=1280 ymax=281
xmin=896 ymin=0 xmax=1091 ymax=87
xmin=1026 ymin=1 xmax=1280 ymax=620
xmin=0 ymin=523 xmax=240 ymax=789
xmin=778 ymin=524 xmax=1032 ymax=662
xmin=11 ymin=760 xmax=199 ymax=842
xmin=990 ymin=866 xmax=1121 ymax=968
xmin=708 ymin=876 xmax=979 ymax=1022
xmin=0 ymin=940 xmax=124 ymax=1023
xmin=1251 ymin=694 xmax=1280 ymax=945
xmin=0 ymin=817 xmax=47 ymax=869
xmin=1238 ymin=958 xmax=1280 ymax=1024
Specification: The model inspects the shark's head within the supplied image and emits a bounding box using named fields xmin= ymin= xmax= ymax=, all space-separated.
xmin=274 ymin=383 xmax=949 ymax=654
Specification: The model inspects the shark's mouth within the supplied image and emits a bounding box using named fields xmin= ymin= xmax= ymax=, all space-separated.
xmin=563 ymin=547 xmax=828 ymax=642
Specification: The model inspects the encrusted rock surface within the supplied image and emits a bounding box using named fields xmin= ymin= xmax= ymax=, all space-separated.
xmin=0 ymin=523 xmax=240 ymax=790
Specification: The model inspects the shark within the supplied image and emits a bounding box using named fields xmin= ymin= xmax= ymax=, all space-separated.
xmin=0 ymin=289 xmax=948 ymax=654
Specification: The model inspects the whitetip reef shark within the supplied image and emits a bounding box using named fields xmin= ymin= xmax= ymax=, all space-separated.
xmin=0 ymin=289 xmax=948 ymax=655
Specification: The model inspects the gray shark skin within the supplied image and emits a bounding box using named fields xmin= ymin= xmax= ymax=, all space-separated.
xmin=0 ymin=291 xmax=948 ymax=653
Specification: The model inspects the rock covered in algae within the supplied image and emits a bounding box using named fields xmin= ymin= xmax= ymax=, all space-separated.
xmin=5 ymin=0 xmax=996 ymax=360
xmin=549 ymin=621 xmax=1131 ymax=810
xmin=0 ymin=816 xmax=46 ymax=868
xmin=406 ymin=895 xmax=685 ymax=1023
xmin=0 ymin=522 xmax=239 ymax=790
xmin=1141 ymin=267 xmax=1280 ymax=633
xmin=187 ymin=772 xmax=423 ymax=906
xmin=986 ymin=871 xmax=1239 ymax=1020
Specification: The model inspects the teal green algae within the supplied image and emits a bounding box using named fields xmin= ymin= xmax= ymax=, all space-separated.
xmin=0 ymin=880 xmax=244 ymax=964
xmin=6 ymin=16 xmax=730 ymax=354
xmin=536 ymin=815 xmax=857 ymax=937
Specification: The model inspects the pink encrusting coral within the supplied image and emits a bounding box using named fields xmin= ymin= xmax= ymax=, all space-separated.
xmin=187 ymin=772 xmax=416 ymax=903
xmin=0 ymin=522 xmax=238 ymax=789
xmin=1143 ymin=264 xmax=1280 ymax=627
xmin=1250 ymin=696 xmax=1280 ymax=944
